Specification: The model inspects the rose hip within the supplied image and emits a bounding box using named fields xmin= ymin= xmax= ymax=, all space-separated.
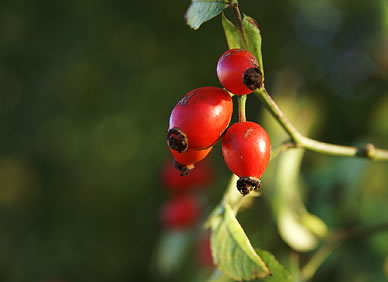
xmin=222 ymin=121 xmax=271 ymax=195
xmin=217 ymin=49 xmax=262 ymax=95
xmin=167 ymin=87 xmax=233 ymax=152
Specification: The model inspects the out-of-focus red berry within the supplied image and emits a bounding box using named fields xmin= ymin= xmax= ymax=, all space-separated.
xmin=197 ymin=231 xmax=214 ymax=268
xmin=161 ymin=160 xmax=213 ymax=193
xmin=161 ymin=195 xmax=200 ymax=230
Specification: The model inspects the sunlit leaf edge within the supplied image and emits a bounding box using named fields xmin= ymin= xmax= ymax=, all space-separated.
xmin=186 ymin=0 xmax=228 ymax=30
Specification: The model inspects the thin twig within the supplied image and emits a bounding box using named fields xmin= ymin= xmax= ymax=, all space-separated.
xmin=302 ymin=222 xmax=388 ymax=280
xmin=229 ymin=0 xmax=248 ymax=49
xmin=254 ymin=88 xmax=388 ymax=161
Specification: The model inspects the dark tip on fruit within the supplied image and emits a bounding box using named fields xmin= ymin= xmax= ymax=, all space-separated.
xmin=173 ymin=160 xmax=194 ymax=176
xmin=167 ymin=128 xmax=188 ymax=153
xmin=236 ymin=177 xmax=261 ymax=196
xmin=243 ymin=67 xmax=263 ymax=90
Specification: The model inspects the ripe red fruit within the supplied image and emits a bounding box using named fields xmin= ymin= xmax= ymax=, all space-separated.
xmin=161 ymin=195 xmax=200 ymax=230
xmin=221 ymin=121 xmax=271 ymax=196
xmin=167 ymin=87 xmax=233 ymax=153
xmin=217 ymin=49 xmax=262 ymax=95
xmin=169 ymin=146 xmax=212 ymax=175
xmin=161 ymin=160 xmax=213 ymax=193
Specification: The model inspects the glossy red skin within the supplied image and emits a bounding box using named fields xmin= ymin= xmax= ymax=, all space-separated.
xmin=161 ymin=195 xmax=200 ymax=230
xmin=169 ymin=87 xmax=233 ymax=150
xmin=161 ymin=160 xmax=213 ymax=193
xmin=217 ymin=49 xmax=259 ymax=95
xmin=169 ymin=147 xmax=212 ymax=166
xmin=222 ymin=121 xmax=271 ymax=178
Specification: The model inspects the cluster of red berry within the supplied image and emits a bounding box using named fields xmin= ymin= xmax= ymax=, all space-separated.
xmin=160 ymin=159 xmax=212 ymax=230
xmin=166 ymin=49 xmax=271 ymax=196
xmin=160 ymin=160 xmax=214 ymax=268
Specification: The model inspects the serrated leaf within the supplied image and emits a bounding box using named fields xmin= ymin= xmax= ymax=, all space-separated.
xmin=211 ymin=204 xmax=271 ymax=281
xmin=209 ymin=250 xmax=293 ymax=282
xmin=256 ymin=249 xmax=293 ymax=282
xmin=221 ymin=14 xmax=264 ymax=78
xmin=186 ymin=0 xmax=228 ymax=30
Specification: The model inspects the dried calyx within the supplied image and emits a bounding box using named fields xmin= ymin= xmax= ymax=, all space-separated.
xmin=173 ymin=160 xmax=194 ymax=176
xmin=236 ymin=177 xmax=261 ymax=196
xmin=167 ymin=128 xmax=188 ymax=153
xmin=243 ymin=68 xmax=262 ymax=90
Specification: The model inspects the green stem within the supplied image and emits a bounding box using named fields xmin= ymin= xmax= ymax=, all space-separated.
xmin=270 ymin=141 xmax=296 ymax=160
xmin=302 ymin=222 xmax=388 ymax=280
xmin=223 ymin=174 xmax=242 ymax=214
xmin=301 ymin=241 xmax=340 ymax=281
xmin=238 ymin=95 xmax=247 ymax=122
xmin=255 ymin=88 xmax=302 ymax=142
xmin=254 ymin=88 xmax=388 ymax=161
xmin=229 ymin=0 xmax=248 ymax=49
xmin=289 ymin=252 xmax=304 ymax=282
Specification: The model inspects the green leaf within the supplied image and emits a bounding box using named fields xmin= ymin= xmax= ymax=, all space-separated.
xmin=242 ymin=15 xmax=264 ymax=78
xmin=274 ymin=149 xmax=328 ymax=252
xmin=221 ymin=13 xmax=243 ymax=49
xmin=186 ymin=0 xmax=228 ymax=30
xmin=211 ymin=204 xmax=271 ymax=281
xmin=221 ymin=14 xmax=264 ymax=78
xmin=209 ymin=268 xmax=234 ymax=282
xmin=278 ymin=209 xmax=318 ymax=252
xmin=255 ymin=249 xmax=294 ymax=282
xmin=209 ymin=250 xmax=293 ymax=281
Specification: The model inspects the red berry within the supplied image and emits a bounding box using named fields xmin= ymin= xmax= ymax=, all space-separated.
xmin=221 ymin=121 xmax=271 ymax=195
xmin=167 ymin=87 xmax=233 ymax=152
xmin=170 ymin=147 xmax=212 ymax=166
xmin=161 ymin=195 xmax=200 ymax=230
xmin=197 ymin=231 xmax=214 ymax=268
xmin=169 ymin=146 xmax=212 ymax=175
xmin=217 ymin=49 xmax=262 ymax=95
xmin=161 ymin=160 xmax=213 ymax=193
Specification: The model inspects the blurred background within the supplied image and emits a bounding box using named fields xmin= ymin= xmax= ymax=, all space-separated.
xmin=0 ymin=0 xmax=387 ymax=281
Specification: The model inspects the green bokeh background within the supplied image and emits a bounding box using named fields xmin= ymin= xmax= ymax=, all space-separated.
xmin=0 ymin=0 xmax=387 ymax=281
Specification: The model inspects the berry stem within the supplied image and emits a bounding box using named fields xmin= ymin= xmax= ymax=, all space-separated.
xmin=254 ymin=88 xmax=388 ymax=161
xmin=229 ymin=0 xmax=248 ymax=49
xmin=238 ymin=95 xmax=247 ymax=122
